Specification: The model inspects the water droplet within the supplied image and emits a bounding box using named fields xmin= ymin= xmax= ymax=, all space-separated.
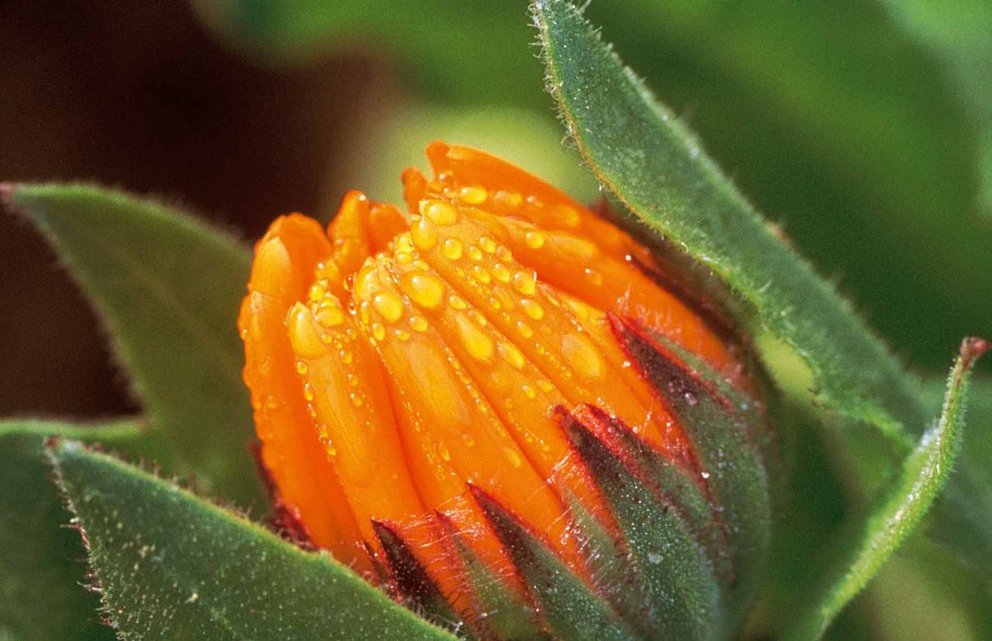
xmin=459 ymin=185 xmax=488 ymax=205
xmin=456 ymin=315 xmax=495 ymax=361
xmin=308 ymin=282 xmax=327 ymax=302
xmin=512 ymin=270 xmax=537 ymax=295
xmin=492 ymin=263 xmax=511 ymax=283
xmin=409 ymin=315 xmax=429 ymax=332
xmin=349 ymin=392 xmax=364 ymax=407
xmin=515 ymin=320 xmax=534 ymax=338
xmin=479 ymin=236 xmax=497 ymax=254
xmin=524 ymin=230 xmax=545 ymax=249
xmin=422 ymin=199 xmax=458 ymax=225
xmin=438 ymin=443 xmax=452 ymax=462
xmin=371 ymin=322 xmax=386 ymax=341
xmin=471 ymin=265 xmax=492 ymax=284
xmin=315 ymin=306 xmax=345 ymax=328
xmin=401 ymin=271 xmax=445 ymax=309
xmin=522 ymin=385 xmax=537 ymax=400
xmin=295 ymin=361 xmax=308 ymax=375
xmin=551 ymin=203 xmax=580 ymax=227
xmin=520 ymin=298 xmax=544 ymax=320
xmin=504 ymin=448 xmax=524 ymax=468
xmin=700 ymin=471 xmax=710 ymax=479
xmin=303 ymin=383 xmax=315 ymax=401
xmin=561 ymin=335 xmax=605 ymax=379
xmin=684 ymin=392 xmax=699 ymax=406
xmin=584 ymin=268 xmax=603 ymax=286
xmin=494 ymin=190 xmax=522 ymax=210
xmin=372 ymin=292 xmax=404 ymax=323
xmin=448 ymin=295 xmax=468 ymax=310
xmin=410 ymin=218 xmax=438 ymax=250
xmin=498 ymin=343 xmax=526 ymax=369
xmin=442 ymin=238 xmax=464 ymax=260
xmin=467 ymin=245 xmax=483 ymax=261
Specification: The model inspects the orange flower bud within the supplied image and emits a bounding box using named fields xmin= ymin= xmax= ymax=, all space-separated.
xmin=239 ymin=142 xmax=767 ymax=637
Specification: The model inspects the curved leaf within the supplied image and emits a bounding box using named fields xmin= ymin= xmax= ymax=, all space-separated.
xmin=0 ymin=419 xmax=141 ymax=641
xmin=2 ymin=184 xmax=263 ymax=508
xmin=47 ymin=440 xmax=456 ymax=641
xmin=783 ymin=338 xmax=989 ymax=640
xmin=531 ymin=0 xmax=925 ymax=440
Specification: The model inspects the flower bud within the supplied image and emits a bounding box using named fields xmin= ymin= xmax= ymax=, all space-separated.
xmin=239 ymin=142 xmax=770 ymax=639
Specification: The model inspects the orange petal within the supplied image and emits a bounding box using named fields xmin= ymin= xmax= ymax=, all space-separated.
xmin=350 ymin=254 xmax=581 ymax=570
xmin=406 ymin=198 xmax=686 ymax=460
xmin=238 ymin=214 xmax=368 ymax=571
xmin=286 ymin=297 xmax=425 ymax=546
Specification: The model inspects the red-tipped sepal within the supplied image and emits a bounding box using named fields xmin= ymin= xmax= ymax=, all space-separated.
xmin=610 ymin=315 xmax=772 ymax=628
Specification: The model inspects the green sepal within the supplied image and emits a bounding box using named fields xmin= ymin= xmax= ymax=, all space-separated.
xmin=561 ymin=407 xmax=724 ymax=641
xmin=434 ymin=512 xmax=549 ymax=641
xmin=47 ymin=440 xmax=457 ymax=641
xmin=3 ymin=183 xmax=264 ymax=508
xmin=610 ymin=316 xmax=770 ymax=627
xmin=566 ymin=402 xmax=733 ymax=592
xmin=469 ymin=485 xmax=638 ymax=641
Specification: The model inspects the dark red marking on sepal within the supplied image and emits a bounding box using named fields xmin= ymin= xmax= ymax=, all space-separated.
xmin=556 ymin=406 xmax=725 ymax=641
xmin=608 ymin=314 xmax=753 ymax=442
xmin=557 ymin=404 xmax=734 ymax=589
xmin=372 ymin=519 xmax=469 ymax=637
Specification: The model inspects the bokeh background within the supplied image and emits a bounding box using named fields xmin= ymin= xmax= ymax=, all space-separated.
xmin=2 ymin=2 xmax=990 ymax=437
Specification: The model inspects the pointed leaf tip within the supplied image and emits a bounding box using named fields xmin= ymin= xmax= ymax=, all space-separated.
xmin=4 ymin=183 xmax=263 ymax=507
xmin=784 ymin=338 xmax=989 ymax=640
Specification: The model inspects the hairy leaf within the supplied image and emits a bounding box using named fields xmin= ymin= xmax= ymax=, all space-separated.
xmin=48 ymin=441 xmax=456 ymax=641
xmin=783 ymin=339 xmax=989 ymax=640
xmin=0 ymin=419 xmax=141 ymax=641
xmin=3 ymin=184 xmax=263 ymax=508
xmin=532 ymin=0 xmax=925 ymax=440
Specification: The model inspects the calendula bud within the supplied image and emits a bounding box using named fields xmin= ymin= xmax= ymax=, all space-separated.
xmin=238 ymin=142 xmax=770 ymax=640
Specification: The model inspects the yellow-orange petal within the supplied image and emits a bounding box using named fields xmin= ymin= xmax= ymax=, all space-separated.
xmin=238 ymin=215 xmax=368 ymax=571
xmin=350 ymin=254 xmax=582 ymax=569
xmin=287 ymin=297 xmax=425 ymax=546
xmin=405 ymin=198 xmax=686 ymax=459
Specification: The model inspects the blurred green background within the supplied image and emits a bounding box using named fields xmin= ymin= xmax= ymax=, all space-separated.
xmin=3 ymin=0 xmax=988 ymax=422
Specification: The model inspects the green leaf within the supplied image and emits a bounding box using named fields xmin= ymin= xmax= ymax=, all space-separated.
xmin=47 ymin=440 xmax=456 ymax=641
xmin=532 ymin=0 xmax=925 ymax=440
xmin=0 ymin=419 xmax=141 ymax=641
xmin=3 ymin=184 xmax=264 ymax=508
xmin=782 ymin=338 xmax=990 ymax=640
